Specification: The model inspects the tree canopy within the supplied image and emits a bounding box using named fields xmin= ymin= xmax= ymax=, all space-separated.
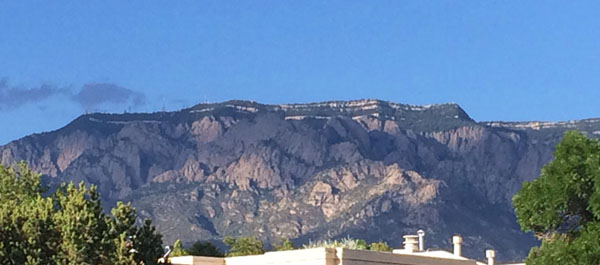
xmin=0 ymin=162 xmax=165 ymax=265
xmin=223 ymin=236 xmax=265 ymax=257
xmin=187 ymin=241 xmax=224 ymax=257
xmin=513 ymin=131 xmax=600 ymax=265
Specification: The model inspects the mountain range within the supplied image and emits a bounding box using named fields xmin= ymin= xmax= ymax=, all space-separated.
xmin=3 ymin=99 xmax=600 ymax=261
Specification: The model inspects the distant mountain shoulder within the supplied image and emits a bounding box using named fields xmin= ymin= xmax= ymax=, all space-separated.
xmin=2 ymin=99 xmax=599 ymax=261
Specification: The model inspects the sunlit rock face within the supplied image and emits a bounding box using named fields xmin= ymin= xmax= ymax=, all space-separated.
xmin=3 ymin=99 xmax=600 ymax=261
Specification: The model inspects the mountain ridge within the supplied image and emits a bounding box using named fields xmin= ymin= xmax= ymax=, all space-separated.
xmin=3 ymin=99 xmax=599 ymax=261
xmin=11 ymin=99 xmax=597 ymax=145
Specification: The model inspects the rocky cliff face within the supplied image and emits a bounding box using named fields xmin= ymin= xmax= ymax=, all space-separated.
xmin=3 ymin=99 xmax=600 ymax=261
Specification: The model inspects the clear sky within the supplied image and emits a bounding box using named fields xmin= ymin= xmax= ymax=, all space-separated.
xmin=1 ymin=1 xmax=600 ymax=145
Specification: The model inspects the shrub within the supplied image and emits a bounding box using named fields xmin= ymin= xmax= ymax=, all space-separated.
xmin=274 ymin=238 xmax=294 ymax=251
xmin=369 ymin=241 xmax=392 ymax=252
xmin=302 ymin=236 xmax=368 ymax=250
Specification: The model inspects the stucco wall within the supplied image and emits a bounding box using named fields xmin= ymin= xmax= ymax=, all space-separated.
xmin=169 ymin=256 xmax=225 ymax=265
xmin=226 ymin=247 xmax=338 ymax=265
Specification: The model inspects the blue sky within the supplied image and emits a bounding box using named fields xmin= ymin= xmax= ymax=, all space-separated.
xmin=1 ymin=1 xmax=600 ymax=145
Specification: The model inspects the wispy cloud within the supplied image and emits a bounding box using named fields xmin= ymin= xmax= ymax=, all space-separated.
xmin=0 ymin=78 xmax=69 ymax=109
xmin=0 ymin=78 xmax=147 ymax=112
xmin=72 ymin=83 xmax=145 ymax=111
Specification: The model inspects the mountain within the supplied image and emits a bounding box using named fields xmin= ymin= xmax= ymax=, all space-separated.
xmin=2 ymin=99 xmax=600 ymax=261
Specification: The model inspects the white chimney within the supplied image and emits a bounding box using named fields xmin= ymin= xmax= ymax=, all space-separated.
xmin=452 ymin=235 xmax=463 ymax=257
xmin=417 ymin=229 xmax=425 ymax=251
xmin=486 ymin=249 xmax=495 ymax=265
xmin=403 ymin=235 xmax=419 ymax=253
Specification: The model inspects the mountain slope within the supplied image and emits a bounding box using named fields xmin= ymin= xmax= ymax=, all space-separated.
xmin=2 ymin=99 xmax=599 ymax=261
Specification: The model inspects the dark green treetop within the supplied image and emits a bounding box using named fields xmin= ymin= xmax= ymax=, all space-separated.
xmin=186 ymin=241 xmax=224 ymax=257
xmin=134 ymin=219 xmax=166 ymax=265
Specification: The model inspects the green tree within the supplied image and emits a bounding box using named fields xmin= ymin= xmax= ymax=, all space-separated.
xmin=110 ymin=202 xmax=138 ymax=265
xmin=134 ymin=219 xmax=165 ymax=265
xmin=113 ymin=233 xmax=137 ymax=265
xmin=223 ymin=236 xmax=265 ymax=257
xmin=53 ymin=182 xmax=113 ymax=265
xmin=0 ymin=196 xmax=59 ymax=265
xmin=513 ymin=131 xmax=600 ymax=265
xmin=0 ymin=163 xmax=58 ymax=265
xmin=186 ymin=241 xmax=224 ymax=257
xmin=369 ymin=241 xmax=392 ymax=252
xmin=274 ymin=238 xmax=294 ymax=251
xmin=111 ymin=202 xmax=138 ymax=237
xmin=0 ymin=162 xmax=165 ymax=265
xmin=170 ymin=239 xmax=188 ymax=257
xmin=0 ymin=162 xmax=46 ymax=202
xmin=109 ymin=202 xmax=165 ymax=265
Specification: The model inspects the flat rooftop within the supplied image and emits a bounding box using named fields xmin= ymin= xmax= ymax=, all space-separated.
xmin=169 ymin=247 xmax=491 ymax=265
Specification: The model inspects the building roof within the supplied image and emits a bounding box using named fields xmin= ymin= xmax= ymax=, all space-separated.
xmin=169 ymin=247 xmax=489 ymax=265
